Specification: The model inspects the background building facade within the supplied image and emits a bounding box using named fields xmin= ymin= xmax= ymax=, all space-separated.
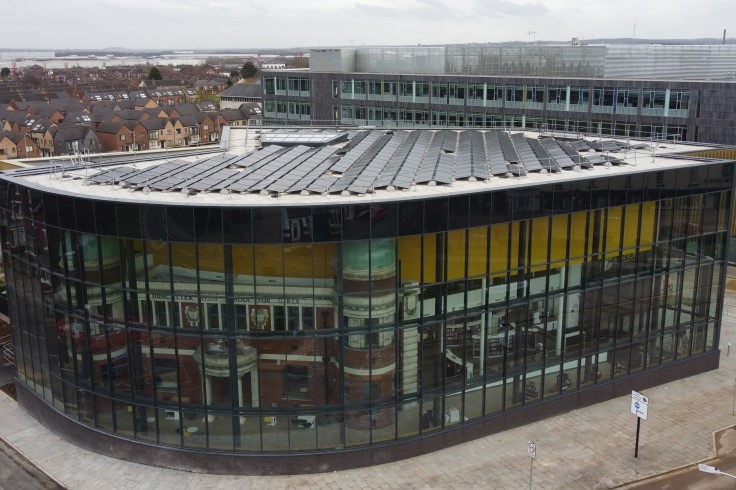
xmin=263 ymin=45 xmax=736 ymax=145
xmin=0 ymin=128 xmax=732 ymax=473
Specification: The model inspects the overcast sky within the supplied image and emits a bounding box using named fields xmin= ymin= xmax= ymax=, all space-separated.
xmin=3 ymin=0 xmax=732 ymax=50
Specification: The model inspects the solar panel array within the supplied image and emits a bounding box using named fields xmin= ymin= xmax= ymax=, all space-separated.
xmin=510 ymin=133 xmax=543 ymax=172
xmin=85 ymin=129 xmax=611 ymax=197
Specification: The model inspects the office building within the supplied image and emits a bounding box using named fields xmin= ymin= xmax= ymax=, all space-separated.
xmin=263 ymin=45 xmax=736 ymax=145
xmin=0 ymin=127 xmax=732 ymax=474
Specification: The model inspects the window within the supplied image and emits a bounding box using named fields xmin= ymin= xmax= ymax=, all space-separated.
xmin=548 ymin=85 xmax=566 ymax=104
xmin=264 ymin=78 xmax=275 ymax=95
xmin=669 ymin=90 xmax=690 ymax=110
xmin=207 ymin=303 xmax=220 ymax=329
xmin=526 ymin=85 xmax=545 ymax=103
xmin=273 ymin=305 xmax=286 ymax=331
xmin=119 ymin=134 xmax=126 ymax=141
xmin=616 ymin=88 xmax=639 ymax=108
xmin=448 ymin=83 xmax=465 ymax=99
xmin=643 ymin=88 xmax=666 ymax=109
xmin=284 ymin=365 xmax=309 ymax=400
xmin=155 ymin=300 xmax=167 ymax=326
xmin=236 ymin=304 xmax=248 ymax=330
xmin=505 ymin=85 xmax=524 ymax=102
xmin=593 ymin=87 xmax=615 ymax=107
xmin=467 ymin=83 xmax=483 ymax=100
xmin=432 ymin=82 xmax=448 ymax=102
xmin=487 ymin=85 xmax=503 ymax=101
xmin=569 ymin=86 xmax=589 ymax=105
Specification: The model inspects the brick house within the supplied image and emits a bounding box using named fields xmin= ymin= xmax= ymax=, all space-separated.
xmin=0 ymin=132 xmax=40 ymax=159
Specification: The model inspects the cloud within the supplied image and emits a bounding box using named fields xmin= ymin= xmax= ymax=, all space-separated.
xmin=353 ymin=0 xmax=469 ymax=22
xmin=474 ymin=0 xmax=550 ymax=17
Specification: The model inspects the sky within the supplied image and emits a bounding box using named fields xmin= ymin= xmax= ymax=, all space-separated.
xmin=2 ymin=0 xmax=732 ymax=50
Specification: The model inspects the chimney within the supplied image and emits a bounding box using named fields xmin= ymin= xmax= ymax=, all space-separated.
xmin=724 ymin=29 xmax=727 ymax=44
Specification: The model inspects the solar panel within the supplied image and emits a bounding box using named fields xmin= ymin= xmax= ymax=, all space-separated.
xmin=346 ymin=131 xmax=409 ymax=193
xmin=570 ymin=140 xmax=592 ymax=152
xmin=471 ymin=131 xmax=489 ymax=180
xmin=484 ymin=131 xmax=510 ymax=176
xmin=455 ymin=131 xmax=473 ymax=180
xmin=332 ymin=133 xmax=392 ymax=193
xmin=375 ymin=131 xmax=427 ymax=189
xmin=278 ymin=147 xmax=336 ymax=193
xmin=415 ymin=131 xmax=446 ymax=184
xmin=540 ymin=138 xmax=578 ymax=169
xmin=527 ymin=138 xmax=560 ymax=172
xmin=510 ymin=133 xmax=543 ymax=172
xmin=87 ymin=166 xmax=137 ymax=184
xmin=498 ymin=131 xmax=520 ymax=164
xmin=330 ymin=131 xmax=382 ymax=173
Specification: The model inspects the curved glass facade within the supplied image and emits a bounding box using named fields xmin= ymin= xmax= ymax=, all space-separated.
xmin=0 ymin=163 xmax=732 ymax=460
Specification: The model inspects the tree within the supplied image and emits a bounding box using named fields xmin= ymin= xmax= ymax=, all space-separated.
xmin=241 ymin=61 xmax=258 ymax=79
xmin=229 ymin=69 xmax=240 ymax=78
xmin=148 ymin=66 xmax=162 ymax=80
xmin=0 ymin=67 xmax=10 ymax=79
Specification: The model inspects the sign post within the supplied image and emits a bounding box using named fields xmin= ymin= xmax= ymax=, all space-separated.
xmin=528 ymin=440 xmax=536 ymax=489
xmin=630 ymin=390 xmax=649 ymax=458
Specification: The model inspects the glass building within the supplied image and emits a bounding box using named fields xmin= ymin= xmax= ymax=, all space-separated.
xmin=0 ymin=128 xmax=732 ymax=474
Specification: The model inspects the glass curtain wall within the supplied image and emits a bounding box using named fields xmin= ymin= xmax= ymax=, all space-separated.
xmin=0 ymin=162 xmax=731 ymax=454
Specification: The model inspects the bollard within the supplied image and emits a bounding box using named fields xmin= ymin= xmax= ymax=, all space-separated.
xmin=729 ymin=343 xmax=732 ymax=357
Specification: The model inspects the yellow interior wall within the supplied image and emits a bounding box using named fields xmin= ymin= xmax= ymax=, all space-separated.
xmin=530 ymin=217 xmax=549 ymax=267
xmin=398 ymin=235 xmax=422 ymax=283
xmin=467 ymin=226 xmax=488 ymax=277
xmin=446 ymin=229 xmax=466 ymax=280
xmin=423 ymin=234 xmax=438 ymax=283
xmin=605 ymin=207 xmax=622 ymax=253
xmin=231 ymin=245 xmax=254 ymax=276
xmin=312 ymin=243 xmax=336 ymax=279
xmin=198 ymin=244 xmax=224 ymax=272
xmin=489 ymin=223 xmax=510 ymax=277
xmin=283 ymin=244 xmax=314 ymax=278
xmin=568 ymin=212 xmax=587 ymax=264
xmin=141 ymin=199 xmax=661 ymax=286
xmin=637 ymin=202 xmax=656 ymax=252
xmin=148 ymin=240 xmax=169 ymax=267
xmin=549 ymin=215 xmax=569 ymax=263
xmin=509 ymin=221 xmax=521 ymax=270
xmin=622 ymin=204 xmax=640 ymax=249
xmin=254 ymin=244 xmax=283 ymax=277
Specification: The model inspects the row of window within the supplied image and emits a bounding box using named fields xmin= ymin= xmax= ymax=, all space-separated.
xmin=264 ymin=77 xmax=310 ymax=95
xmin=329 ymin=80 xmax=691 ymax=111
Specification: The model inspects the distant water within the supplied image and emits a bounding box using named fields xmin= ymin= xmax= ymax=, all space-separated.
xmin=9 ymin=53 xmax=254 ymax=69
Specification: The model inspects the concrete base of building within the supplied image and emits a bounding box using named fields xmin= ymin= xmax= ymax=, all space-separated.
xmin=15 ymin=351 xmax=719 ymax=476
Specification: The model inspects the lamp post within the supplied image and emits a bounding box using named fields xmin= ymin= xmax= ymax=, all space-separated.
xmin=698 ymin=463 xmax=736 ymax=480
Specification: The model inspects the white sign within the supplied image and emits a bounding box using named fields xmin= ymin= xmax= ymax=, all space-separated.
xmin=631 ymin=390 xmax=649 ymax=420
xmin=528 ymin=440 xmax=536 ymax=460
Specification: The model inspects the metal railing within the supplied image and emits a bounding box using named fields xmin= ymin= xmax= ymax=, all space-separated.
xmin=1 ymin=334 xmax=14 ymax=366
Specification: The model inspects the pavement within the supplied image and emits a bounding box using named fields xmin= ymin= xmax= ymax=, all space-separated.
xmin=4 ymin=279 xmax=736 ymax=489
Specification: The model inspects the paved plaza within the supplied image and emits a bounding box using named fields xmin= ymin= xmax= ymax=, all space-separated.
xmin=3 ymin=286 xmax=736 ymax=489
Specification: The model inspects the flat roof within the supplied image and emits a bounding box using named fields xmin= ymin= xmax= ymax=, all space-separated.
xmin=1 ymin=128 xmax=729 ymax=208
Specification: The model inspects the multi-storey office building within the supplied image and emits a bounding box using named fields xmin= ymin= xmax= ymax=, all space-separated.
xmin=0 ymin=127 xmax=732 ymax=474
xmin=262 ymin=45 xmax=736 ymax=145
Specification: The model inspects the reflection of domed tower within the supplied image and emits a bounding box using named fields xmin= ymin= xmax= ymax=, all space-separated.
xmin=339 ymin=239 xmax=396 ymax=429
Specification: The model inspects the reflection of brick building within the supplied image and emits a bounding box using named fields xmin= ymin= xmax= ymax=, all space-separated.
xmin=1 ymin=127 xmax=732 ymax=474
